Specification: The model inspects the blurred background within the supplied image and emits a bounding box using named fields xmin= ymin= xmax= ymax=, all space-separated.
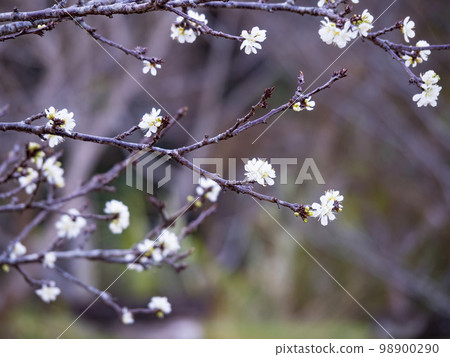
xmin=0 ymin=0 xmax=449 ymax=338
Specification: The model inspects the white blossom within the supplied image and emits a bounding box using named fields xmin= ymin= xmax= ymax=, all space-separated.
xmin=357 ymin=22 xmax=373 ymax=37
xmin=54 ymin=109 xmax=76 ymax=132
xmin=10 ymin=242 xmax=27 ymax=260
xmin=104 ymin=200 xmax=130 ymax=234
xmin=148 ymin=296 xmax=172 ymax=315
xmin=35 ymin=281 xmax=61 ymax=303
xmin=139 ymin=108 xmax=163 ymax=137
xmin=333 ymin=21 xmax=357 ymax=48
xmin=319 ymin=18 xmax=356 ymax=48
xmin=18 ymin=167 xmax=39 ymax=194
xmin=142 ymin=60 xmax=161 ymax=76
xmin=240 ymin=26 xmax=267 ymax=55
xmin=319 ymin=17 xmax=337 ymax=45
xmin=416 ymin=40 xmax=431 ymax=62
xmin=42 ymin=156 xmax=65 ymax=188
xmin=403 ymin=40 xmax=431 ymax=67
xmin=159 ymin=229 xmax=180 ymax=257
xmin=356 ymin=10 xmax=374 ymax=37
xmin=421 ymin=70 xmax=440 ymax=87
xmin=46 ymin=135 xmax=64 ymax=148
xmin=136 ymin=230 xmax=180 ymax=261
xmin=126 ymin=254 xmax=145 ymax=272
xmin=137 ymin=239 xmax=155 ymax=254
xmin=324 ymin=189 xmax=343 ymax=201
xmin=196 ymin=177 xmax=221 ymax=202
xmin=413 ymin=70 xmax=441 ymax=108
xmin=402 ymin=16 xmax=415 ymax=43
xmin=43 ymin=252 xmax=57 ymax=268
xmin=171 ymin=25 xmax=197 ymax=43
xmin=45 ymin=106 xmax=57 ymax=120
xmin=29 ymin=142 xmax=45 ymax=168
xmin=311 ymin=195 xmax=336 ymax=226
xmin=151 ymin=248 xmax=163 ymax=262
xmin=293 ymin=96 xmax=315 ymax=112
xmin=311 ymin=190 xmax=344 ymax=226
xmin=186 ymin=10 xmax=208 ymax=27
xmin=43 ymin=107 xmax=76 ymax=148
xmin=244 ymin=158 xmax=276 ymax=187
xmin=413 ymin=84 xmax=442 ymax=107
xmin=121 ymin=308 xmax=135 ymax=325
xmin=137 ymin=239 xmax=163 ymax=262
xmin=55 ymin=209 xmax=86 ymax=239
xmin=402 ymin=54 xmax=422 ymax=68
xmin=170 ymin=10 xmax=207 ymax=44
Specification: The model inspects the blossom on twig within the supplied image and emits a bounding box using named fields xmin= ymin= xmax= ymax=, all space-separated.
xmin=240 ymin=27 xmax=267 ymax=55
xmin=43 ymin=107 xmax=76 ymax=148
xmin=55 ymin=209 xmax=86 ymax=239
xmin=244 ymin=158 xmax=276 ymax=186
xmin=402 ymin=16 xmax=415 ymax=43
xmin=413 ymin=70 xmax=442 ymax=107
xmin=148 ymin=296 xmax=172 ymax=316
xmin=35 ymin=281 xmax=61 ymax=303
xmin=18 ymin=167 xmax=38 ymax=194
xmin=139 ymin=108 xmax=163 ymax=137
xmin=10 ymin=242 xmax=27 ymax=260
xmin=196 ymin=177 xmax=221 ymax=202
xmin=42 ymin=156 xmax=65 ymax=188
xmin=311 ymin=190 xmax=344 ymax=226
xmin=43 ymin=252 xmax=57 ymax=268
xmin=293 ymin=96 xmax=315 ymax=112
xmin=142 ymin=60 xmax=161 ymax=76
xmin=104 ymin=200 xmax=130 ymax=234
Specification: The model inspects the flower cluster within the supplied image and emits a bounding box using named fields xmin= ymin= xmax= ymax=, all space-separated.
xmin=55 ymin=208 xmax=87 ymax=239
xmin=28 ymin=142 xmax=45 ymax=168
xmin=43 ymin=107 xmax=76 ymax=148
xmin=413 ymin=70 xmax=442 ymax=108
xmin=42 ymin=156 xmax=65 ymax=188
xmin=354 ymin=9 xmax=374 ymax=37
xmin=139 ymin=108 xmax=163 ymax=137
xmin=310 ymin=190 xmax=344 ymax=226
xmin=148 ymin=296 xmax=172 ymax=317
xmin=142 ymin=60 xmax=161 ymax=76
xmin=17 ymin=143 xmax=65 ymax=194
xmin=240 ymin=26 xmax=267 ymax=55
xmin=35 ymin=281 xmax=61 ymax=303
xmin=137 ymin=229 xmax=180 ymax=264
xmin=104 ymin=200 xmax=130 ymax=234
xmin=127 ymin=230 xmax=180 ymax=271
xmin=244 ymin=158 xmax=276 ymax=187
xmin=402 ymin=40 xmax=431 ymax=68
xmin=18 ymin=167 xmax=39 ymax=194
xmin=293 ymin=96 xmax=316 ymax=112
xmin=170 ymin=10 xmax=208 ymax=44
xmin=318 ymin=18 xmax=357 ymax=48
xmin=196 ymin=177 xmax=222 ymax=202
